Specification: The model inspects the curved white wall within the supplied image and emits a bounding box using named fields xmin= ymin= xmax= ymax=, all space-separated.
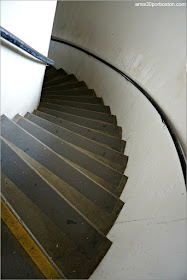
xmin=1 ymin=1 xmax=57 ymax=119
xmin=48 ymin=2 xmax=186 ymax=279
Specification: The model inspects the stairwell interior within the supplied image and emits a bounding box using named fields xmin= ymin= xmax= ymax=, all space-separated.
xmin=1 ymin=66 xmax=129 ymax=279
xmin=1 ymin=1 xmax=186 ymax=280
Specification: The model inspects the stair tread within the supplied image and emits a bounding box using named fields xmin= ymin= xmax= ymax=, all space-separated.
xmin=37 ymin=107 xmax=122 ymax=138
xmin=43 ymin=88 xmax=96 ymax=96
xmin=14 ymin=115 xmax=123 ymax=187
xmin=1 ymin=139 xmax=109 ymax=256
xmin=1 ymin=59 xmax=129 ymax=279
xmin=43 ymin=95 xmax=103 ymax=104
xmin=1 ymin=220 xmax=46 ymax=279
xmin=44 ymin=74 xmax=77 ymax=87
xmin=41 ymin=98 xmax=111 ymax=113
xmin=43 ymin=81 xmax=87 ymax=91
xmin=39 ymin=102 xmax=116 ymax=124
xmin=1 ymin=116 xmax=119 ymax=213
xmin=66 ymin=158 xmax=126 ymax=197
xmin=44 ymin=68 xmax=67 ymax=82
xmin=25 ymin=113 xmax=127 ymax=170
xmin=45 ymin=65 xmax=56 ymax=76
xmin=1 ymin=167 xmax=112 ymax=279
xmin=2 ymin=140 xmax=124 ymax=234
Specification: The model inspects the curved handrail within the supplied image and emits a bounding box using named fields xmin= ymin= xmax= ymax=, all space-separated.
xmin=51 ymin=35 xmax=186 ymax=186
xmin=0 ymin=26 xmax=54 ymax=66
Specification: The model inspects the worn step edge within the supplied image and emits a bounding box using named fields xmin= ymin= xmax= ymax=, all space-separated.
xmin=45 ymin=66 xmax=56 ymax=76
xmin=44 ymin=74 xmax=77 ymax=86
xmin=70 ymin=143 xmax=126 ymax=174
xmin=44 ymin=78 xmax=78 ymax=88
xmin=32 ymin=111 xmax=123 ymax=149
xmin=115 ymin=175 xmax=129 ymax=197
xmin=1 ymin=175 xmax=112 ymax=279
xmin=1 ymin=116 xmax=119 ymax=213
xmin=39 ymin=102 xmax=117 ymax=125
xmin=1 ymin=137 xmax=110 ymax=252
xmin=35 ymin=108 xmax=122 ymax=140
xmin=15 ymin=115 xmax=125 ymax=194
xmin=42 ymin=88 xmax=96 ymax=96
xmin=42 ymin=81 xmax=87 ymax=92
xmin=3 ymin=141 xmax=124 ymax=234
xmin=43 ymin=95 xmax=104 ymax=104
xmin=64 ymin=157 xmax=126 ymax=197
xmin=41 ymin=98 xmax=111 ymax=113
xmin=38 ymin=106 xmax=118 ymax=132
xmin=25 ymin=113 xmax=127 ymax=172
xmin=44 ymin=68 xmax=67 ymax=81
xmin=14 ymin=116 xmax=123 ymax=187
xmin=33 ymin=111 xmax=125 ymax=156
xmin=44 ymin=73 xmax=68 ymax=83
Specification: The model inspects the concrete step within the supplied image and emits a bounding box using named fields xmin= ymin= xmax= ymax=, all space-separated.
xmin=1 ymin=220 xmax=45 ymax=279
xmin=64 ymin=158 xmax=128 ymax=198
xmin=42 ymin=88 xmax=96 ymax=96
xmin=41 ymin=98 xmax=111 ymax=113
xmin=43 ymin=94 xmax=103 ymax=104
xmin=45 ymin=65 xmax=56 ymax=76
xmin=39 ymin=102 xmax=116 ymax=124
xmin=42 ymin=81 xmax=87 ymax=92
xmin=36 ymin=107 xmax=122 ymax=138
xmin=1 ymin=145 xmax=112 ymax=279
xmin=1 ymin=116 xmax=120 ymax=213
xmin=25 ymin=113 xmax=127 ymax=171
xmin=14 ymin=115 xmax=123 ymax=187
xmin=44 ymin=68 xmax=67 ymax=82
xmin=2 ymin=139 xmax=124 ymax=234
xmin=43 ymin=74 xmax=78 ymax=88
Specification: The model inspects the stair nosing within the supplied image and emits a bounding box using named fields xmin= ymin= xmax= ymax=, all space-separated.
xmin=1 ymin=118 xmax=120 ymax=202
xmin=25 ymin=112 xmax=126 ymax=170
xmin=15 ymin=115 xmax=123 ymax=175
xmin=43 ymin=78 xmax=78 ymax=88
xmin=14 ymin=116 xmax=124 ymax=190
xmin=41 ymin=98 xmax=108 ymax=108
xmin=36 ymin=108 xmax=122 ymax=139
xmin=39 ymin=103 xmax=116 ymax=125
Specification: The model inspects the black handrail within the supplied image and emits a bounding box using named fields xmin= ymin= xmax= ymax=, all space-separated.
xmin=0 ymin=26 xmax=54 ymax=66
xmin=51 ymin=35 xmax=186 ymax=186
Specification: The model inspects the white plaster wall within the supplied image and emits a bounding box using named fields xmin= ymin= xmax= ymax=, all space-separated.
xmin=48 ymin=2 xmax=187 ymax=279
xmin=0 ymin=1 xmax=57 ymax=118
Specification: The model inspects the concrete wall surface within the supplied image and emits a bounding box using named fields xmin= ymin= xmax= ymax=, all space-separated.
xmin=1 ymin=0 xmax=57 ymax=118
xmin=49 ymin=1 xmax=187 ymax=279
